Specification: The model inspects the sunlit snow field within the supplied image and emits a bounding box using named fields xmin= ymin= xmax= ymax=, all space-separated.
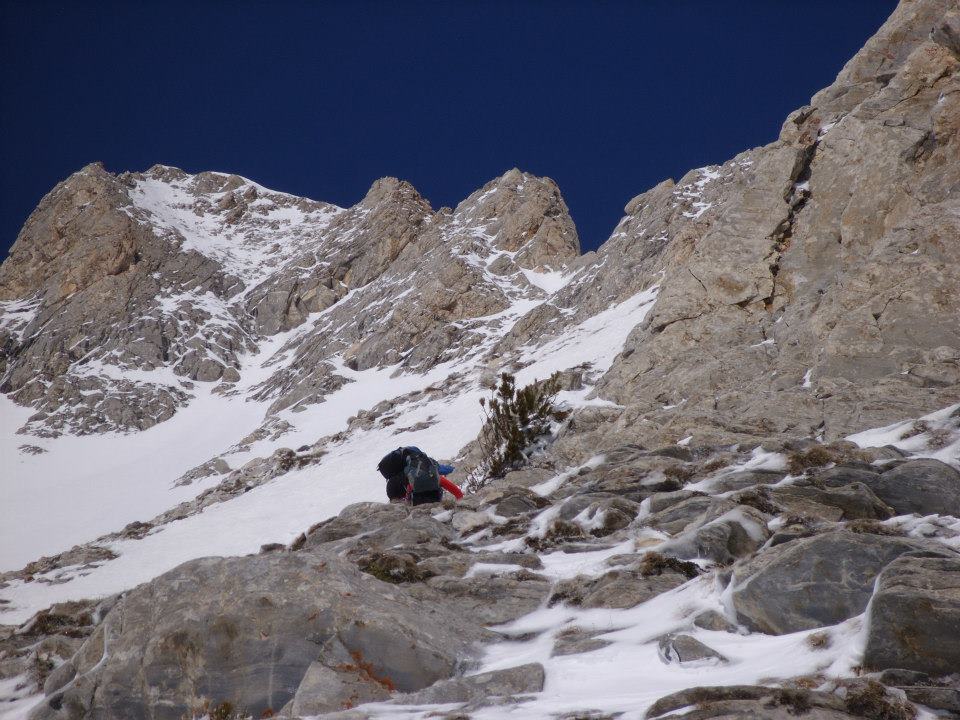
xmin=0 ymin=278 xmax=661 ymax=626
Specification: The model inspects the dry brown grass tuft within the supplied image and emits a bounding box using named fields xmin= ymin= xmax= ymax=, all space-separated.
xmin=787 ymin=446 xmax=838 ymax=475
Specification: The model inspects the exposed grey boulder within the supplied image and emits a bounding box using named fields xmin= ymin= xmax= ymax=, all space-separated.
xmin=281 ymin=649 xmax=390 ymax=717
xmin=657 ymin=634 xmax=727 ymax=665
xmin=708 ymin=469 xmax=787 ymax=493
xmin=869 ymin=459 xmax=960 ymax=516
xmin=550 ymin=562 xmax=694 ymax=610
xmin=417 ymin=550 xmax=541 ymax=579
xmin=450 ymin=510 xmax=491 ymax=534
xmin=876 ymin=668 xmax=932 ymax=687
xmin=863 ymin=554 xmax=960 ymax=675
xmin=732 ymin=531 xmax=935 ymax=634
xmin=303 ymin=502 xmax=410 ymax=546
xmin=493 ymin=487 xmax=552 ymax=517
xmin=659 ymin=505 xmax=770 ymax=565
xmin=644 ymin=496 xmax=728 ymax=535
xmin=551 ymin=628 xmax=612 ymax=657
xmin=586 ymin=502 xmax=640 ymax=537
xmin=770 ymin=482 xmax=894 ymax=520
xmin=303 ymin=502 xmax=455 ymax=554
xmin=558 ymin=492 xmax=617 ymax=520
xmin=644 ymin=685 xmax=854 ymax=719
xmin=815 ymin=466 xmax=882 ymax=488
xmin=900 ymin=686 xmax=960 ymax=715
xmin=412 ymin=570 xmax=551 ymax=625
xmin=29 ymin=551 xmax=489 ymax=720
xmin=645 ymin=490 xmax=705 ymax=515
xmin=768 ymin=522 xmax=821 ymax=548
xmin=391 ymin=662 xmax=545 ymax=705
xmin=692 ymin=610 xmax=738 ymax=633
xmin=499 ymin=468 xmax=556 ymax=489
xmin=559 ymin=494 xmax=641 ymax=537
xmin=764 ymin=490 xmax=843 ymax=522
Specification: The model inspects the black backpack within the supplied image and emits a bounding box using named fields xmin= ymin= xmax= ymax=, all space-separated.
xmin=403 ymin=447 xmax=442 ymax=506
xmin=377 ymin=448 xmax=407 ymax=500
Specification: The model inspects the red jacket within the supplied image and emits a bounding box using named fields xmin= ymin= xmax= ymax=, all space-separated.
xmin=440 ymin=475 xmax=464 ymax=499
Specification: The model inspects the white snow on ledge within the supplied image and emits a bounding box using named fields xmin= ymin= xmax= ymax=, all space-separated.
xmin=0 ymin=296 xmax=43 ymax=341
xmin=846 ymin=402 xmax=960 ymax=468
xmin=515 ymin=284 xmax=660 ymax=387
xmin=520 ymin=267 xmax=574 ymax=295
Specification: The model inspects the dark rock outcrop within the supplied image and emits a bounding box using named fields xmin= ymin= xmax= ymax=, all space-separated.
xmin=863 ymin=554 xmax=960 ymax=675
xmin=731 ymin=531 xmax=943 ymax=634
xmin=869 ymin=459 xmax=960 ymax=516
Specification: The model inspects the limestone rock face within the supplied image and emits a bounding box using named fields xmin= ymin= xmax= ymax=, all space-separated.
xmin=544 ymin=0 xmax=960 ymax=452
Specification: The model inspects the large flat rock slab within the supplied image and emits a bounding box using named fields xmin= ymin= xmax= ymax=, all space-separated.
xmin=29 ymin=550 xmax=489 ymax=720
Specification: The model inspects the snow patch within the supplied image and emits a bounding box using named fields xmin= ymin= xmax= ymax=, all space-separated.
xmin=515 ymin=284 xmax=660 ymax=386
xmin=847 ymin=403 xmax=960 ymax=468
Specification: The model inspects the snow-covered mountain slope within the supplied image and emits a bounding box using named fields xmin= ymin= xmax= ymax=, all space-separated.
xmin=1 ymin=2 xmax=960 ymax=718
xmin=0 ymin=162 xmax=632 ymax=593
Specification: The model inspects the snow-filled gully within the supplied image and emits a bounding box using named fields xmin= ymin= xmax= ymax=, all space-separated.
xmin=0 ymin=271 xmax=662 ymax=625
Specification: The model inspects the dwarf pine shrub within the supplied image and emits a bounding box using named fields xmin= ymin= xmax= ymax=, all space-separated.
xmin=469 ymin=372 xmax=568 ymax=490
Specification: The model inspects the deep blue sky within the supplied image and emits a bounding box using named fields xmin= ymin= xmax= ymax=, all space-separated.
xmin=1 ymin=1 xmax=896 ymax=256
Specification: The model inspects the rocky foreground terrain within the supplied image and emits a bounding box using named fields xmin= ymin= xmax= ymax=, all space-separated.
xmin=1 ymin=1 xmax=959 ymax=718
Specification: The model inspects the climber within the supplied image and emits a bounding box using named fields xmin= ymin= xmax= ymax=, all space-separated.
xmin=376 ymin=446 xmax=463 ymax=505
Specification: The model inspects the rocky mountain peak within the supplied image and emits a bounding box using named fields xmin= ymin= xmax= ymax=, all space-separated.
xmin=0 ymin=161 xmax=584 ymax=437
xmin=0 ymin=162 xmax=142 ymax=302
xmin=359 ymin=175 xmax=428 ymax=208
xmin=812 ymin=0 xmax=959 ymax=115
xmin=454 ymin=168 xmax=580 ymax=269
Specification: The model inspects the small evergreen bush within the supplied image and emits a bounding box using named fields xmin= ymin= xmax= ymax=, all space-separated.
xmin=469 ymin=372 xmax=568 ymax=490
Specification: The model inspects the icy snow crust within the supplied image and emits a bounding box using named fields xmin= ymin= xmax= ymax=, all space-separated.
xmin=0 ymin=297 xmax=42 ymax=343
xmin=463 ymin=580 xmax=868 ymax=720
